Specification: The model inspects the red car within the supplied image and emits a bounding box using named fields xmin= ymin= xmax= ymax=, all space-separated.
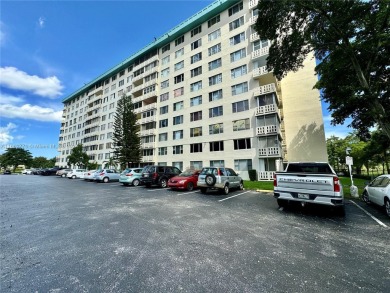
xmin=168 ymin=170 xmax=200 ymax=191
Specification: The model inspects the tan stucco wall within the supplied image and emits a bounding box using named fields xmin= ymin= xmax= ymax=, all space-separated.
xmin=281 ymin=52 xmax=328 ymax=162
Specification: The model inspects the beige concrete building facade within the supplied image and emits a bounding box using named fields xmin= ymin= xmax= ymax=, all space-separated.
xmin=56 ymin=0 xmax=327 ymax=180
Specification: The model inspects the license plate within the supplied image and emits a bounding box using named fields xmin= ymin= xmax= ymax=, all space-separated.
xmin=298 ymin=193 xmax=309 ymax=199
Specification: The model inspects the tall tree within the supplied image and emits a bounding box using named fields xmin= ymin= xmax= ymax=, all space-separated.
xmin=1 ymin=148 xmax=33 ymax=171
xmin=67 ymin=144 xmax=89 ymax=168
xmin=254 ymin=0 xmax=390 ymax=139
xmin=31 ymin=156 xmax=52 ymax=168
xmin=112 ymin=94 xmax=141 ymax=168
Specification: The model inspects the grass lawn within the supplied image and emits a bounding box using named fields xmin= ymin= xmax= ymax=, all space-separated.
xmin=244 ymin=176 xmax=368 ymax=199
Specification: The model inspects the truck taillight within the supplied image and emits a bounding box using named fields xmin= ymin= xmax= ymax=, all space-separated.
xmin=333 ymin=176 xmax=341 ymax=192
xmin=273 ymin=174 xmax=277 ymax=187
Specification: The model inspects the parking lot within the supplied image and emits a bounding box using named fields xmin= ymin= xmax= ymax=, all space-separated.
xmin=1 ymin=175 xmax=389 ymax=293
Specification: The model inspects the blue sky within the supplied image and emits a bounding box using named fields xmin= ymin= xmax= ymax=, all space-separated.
xmin=0 ymin=0 xmax=351 ymax=159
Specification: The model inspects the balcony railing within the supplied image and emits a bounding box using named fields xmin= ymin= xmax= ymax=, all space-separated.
xmin=249 ymin=15 xmax=259 ymax=25
xmin=142 ymin=156 xmax=154 ymax=162
xmin=253 ymin=66 xmax=269 ymax=78
xmin=258 ymin=147 xmax=282 ymax=157
xmin=132 ymin=55 xmax=159 ymax=72
xmin=142 ymin=142 xmax=155 ymax=149
xmin=256 ymin=125 xmax=278 ymax=136
xmin=139 ymin=129 xmax=156 ymax=136
xmin=252 ymin=47 xmax=269 ymax=60
xmin=253 ymin=83 xmax=276 ymax=97
xmin=249 ymin=0 xmax=259 ymax=9
xmin=136 ymin=115 xmax=156 ymax=125
xmin=255 ymin=104 xmax=278 ymax=116
xmin=258 ymin=171 xmax=275 ymax=181
xmin=133 ymin=102 xmax=157 ymax=114
xmin=250 ymin=32 xmax=260 ymax=42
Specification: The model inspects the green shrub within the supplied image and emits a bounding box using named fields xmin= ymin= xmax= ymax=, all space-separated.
xmin=248 ymin=169 xmax=257 ymax=181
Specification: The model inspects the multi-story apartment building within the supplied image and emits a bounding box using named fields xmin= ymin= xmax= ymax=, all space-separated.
xmin=56 ymin=0 xmax=328 ymax=180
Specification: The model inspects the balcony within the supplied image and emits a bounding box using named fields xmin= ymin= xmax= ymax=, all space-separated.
xmin=142 ymin=142 xmax=155 ymax=149
xmin=258 ymin=147 xmax=282 ymax=157
xmin=249 ymin=0 xmax=259 ymax=9
xmin=132 ymin=55 xmax=159 ymax=72
xmin=255 ymin=104 xmax=278 ymax=116
xmin=142 ymin=156 xmax=154 ymax=162
xmin=258 ymin=171 xmax=275 ymax=181
xmin=250 ymin=32 xmax=260 ymax=42
xmin=252 ymin=47 xmax=269 ymax=60
xmin=253 ymin=66 xmax=270 ymax=78
xmin=133 ymin=102 xmax=157 ymax=114
xmin=136 ymin=115 xmax=156 ymax=125
xmin=139 ymin=129 xmax=156 ymax=137
xmin=249 ymin=15 xmax=258 ymax=25
xmin=256 ymin=125 xmax=278 ymax=136
xmin=253 ymin=83 xmax=277 ymax=96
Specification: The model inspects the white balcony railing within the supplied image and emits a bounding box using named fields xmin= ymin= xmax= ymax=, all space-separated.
xmin=139 ymin=129 xmax=156 ymax=137
xmin=136 ymin=115 xmax=156 ymax=125
xmin=142 ymin=142 xmax=155 ymax=149
xmin=255 ymin=104 xmax=277 ymax=116
xmin=253 ymin=66 xmax=269 ymax=78
xmin=249 ymin=15 xmax=259 ymax=25
xmin=253 ymin=83 xmax=276 ymax=97
xmin=142 ymin=156 xmax=154 ymax=162
xmin=252 ymin=47 xmax=269 ymax=59
xmin=258 ymin=147 xmax=281 ymax=157
xmin=256 ymin=125 xmax=278 ymax=136
xmin=133 ymin=102 xmax=157 ymax=114
xmin=258 ymin=171 xmax=275 ymax=181
xmin=249 ymin=0 xmax=259 ymax=10
xmin=250 ymin=32 xmax=260 ymax=42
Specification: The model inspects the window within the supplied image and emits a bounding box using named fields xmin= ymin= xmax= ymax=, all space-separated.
xmin=191 ymin=66 xmax=202 ymax=78
xmin=161 ymin=68 xmax=170 ymax=78
xmin=190 ymin=95 xmax=202 ymax=106
xmin=208 ymin=29 xmax=221 ymax=41
xmin=230 ymin=48 xmax=246 ymax=62
xmin=160 ymin=92 xmax=169 ymax=102
xmin=191 ymin=39 xmax=202 ymax=50
xmin=190 ymin=127 xmax=202 ymax=137
xmin=175 ymin=48 xmax=184 ymax=58
xmin=209 ymin=106 xmax=223 ymax=118
xmin=229 ymin=16 xmax=245 ymax=31
xmin=230 ymin=32 xmax=245 ymax=46
xmin=158 ymin=147 xmax=167 ymax=155
xmin=159 ymin=132 xmax=168 ymax=141
xmin=190 ymin=111 xmax=202 ymax=122
xmin=210 ymin=160 xmax=225 ymax=167
xmin=174 ymin=61 xmax=184 ymax=71
xmin=159 ymin=119 xmax=168 ymax=128
xmin=173 ymin=101 xmax=184 ymax=111
xmin=208 ymin=58 xmax=222 ymax=71
xmin=175 ymin=35 xmax=184 ymax=46
xmin=162 ymin=55 xmax=170 ymax=65
xmin=232 ymin=82 xmax=249 ymax=96
xmin=233 ymin=118 xmax=250 ymax=131
xmin=118 ymin=79 xmax=124 ymax=87
xmin=160 ymin=105 xmax=169 ymax=114
xmin=253 ymin=39 xmax=270 ymax=51
xmin=174 ymin=74 xmax=184 ymax=84
xmin=209 ymin=74 xmax=222 ymax=86
xmin=173 ymin=145 xmax=183 ymax=154
xmin=173 ymin=130 xmax=183 ymax=140
xmin=232 ymin=100 xmax=249 ymax=113
xmin=231 ymin=65 xmax=247 ymax=78
xmin=234 ymin=159 xmax=253 ymax=171
xmin=190 ymin=81 xmax=202 ymax=92
xmin=173 ymin=115 xmax=183 ymax=125
xmin=208 ymin=15 xmax=220 ymax=28
xmin=209 ymin=89 xmax=223 ymax=102
xmin=174 ymin=87 xmax=184 ymax=97
xmin=161 ymin=80 xmax=169 ymax=89
xmin=190 ymin=161 xmax=203 ymax=170
xmin=210 ymin=141 xmax=224 ymax=152
xmin=161 ymin=43 xmax=170 ymax=53
xmin=190 ymin=143 xmax=203 ymax=153
xmin=209 ymin=123 xmax=223 ymax=134
xmin=191 ymin=52 xmax=202 ymax=64
xmin=234 ymin=138 xmax=251 ymax=150
xmin=111 ymin=84 xmax=116 ymax=90
xmin=228 ymin=1 xmax=243 ymax=16
xmin=111 ymin=74 xmax=117 ymax=81
xmin=208 ymin=43 xmax=221 ymax=56
xmin=191 ymin=25 xmax=202 ymax=37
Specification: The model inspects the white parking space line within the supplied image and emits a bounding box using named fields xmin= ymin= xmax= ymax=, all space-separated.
xmin=349 ymin=200 xmax=388 ymax=228
xmin=174 ymin=191 xmax=198 ymax=195
xmin=148 ymin=189 xmax=167 ymax=192
xmin=218 ymin=191 xmax=251 ymax=202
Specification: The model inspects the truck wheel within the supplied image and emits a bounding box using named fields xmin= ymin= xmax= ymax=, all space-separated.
xmin=205 ymin=174 xmax=216 ymax=186
xmin=200 ymin=188 xmax=207 ymax=194
xmin=277 ymin=199 xmax=287 ymax=208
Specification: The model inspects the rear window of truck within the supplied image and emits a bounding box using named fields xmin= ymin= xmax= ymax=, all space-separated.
xmin=286 ymin=163 xmax=333 ymax=174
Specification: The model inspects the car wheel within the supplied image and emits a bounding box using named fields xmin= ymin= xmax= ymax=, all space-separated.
xmin=159 ymin=178 xmax=167 ymax=188
xmin=132 ymin=179 xmax=140 ymax=187
xmin=222 ymin=184 xmax=229 ymax=195
xmin=186 ymin=182 xmax=194 ymax=191
xmin=61 ymin=174 xmax=66 ymax=178
xmin=72 ymin=175 xmax=76 ymax=179
xmin=205 ymin=174 xmax=216 ymax=186
xmin=385 ymin=199 xmax=390 ymax=218
xmin=200 ymin=187 xmax=207 ymax=194
xmin=362 ymin=190 xmax=370 ymax=204
xmin=277 ymin=199 xmax=287 ymax=208
xmin=103 ymin=177 xmax=109 ymax=183
xmin=239 ymin=181 xmax=244 ymax=190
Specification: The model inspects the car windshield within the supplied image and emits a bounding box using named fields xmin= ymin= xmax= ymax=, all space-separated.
xmin=179 ymin=170 xmax=196 ymax=177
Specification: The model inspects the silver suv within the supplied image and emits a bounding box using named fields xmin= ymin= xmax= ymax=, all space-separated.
xmin=197 ymin=167 xmax=244 ymax=195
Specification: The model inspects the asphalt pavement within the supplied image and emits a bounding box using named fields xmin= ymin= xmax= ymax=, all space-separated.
xmin=1 ymin=175 xmax=389 ymax=292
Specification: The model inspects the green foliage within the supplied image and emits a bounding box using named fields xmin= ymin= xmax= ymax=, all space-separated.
xmin=31 ymin=156 xmax=53 ymax=168
xmin=248 ymin=169 xmax=257 ymax=181
xmin=67 ymin=144 xmax=89 ymax=168
xmin=255 ymin=0 xmax=390 ymax=139
xmin=1 ymin=148 xmax=33 ymax=171
xmin=243 ymin=180 xmax=274 ymax=191
xmin=112 ymin=94 xmax=141 ymax=168
xmin=87 ymin=161 xmax=100 ymax=170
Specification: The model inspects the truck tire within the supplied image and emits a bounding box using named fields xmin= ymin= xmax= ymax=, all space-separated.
xmin=205 ymin=174 xmax=216 ymax=186
xmin=277 ymin=199 xmax=287 ymax=208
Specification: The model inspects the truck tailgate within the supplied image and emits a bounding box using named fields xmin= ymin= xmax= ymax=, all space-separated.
xmin=276 ymin=173 xmax=335 ymax=192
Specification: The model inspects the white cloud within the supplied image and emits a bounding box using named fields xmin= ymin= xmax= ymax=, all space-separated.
xmin=0 ymin=93 xmax=24 ymax=104
xmin=0 ymin=123 xmax=17 ymax=144
xmin=38 ymin=17 xmax=45 ymax=28
xmin=0 ymin=67 xmax=63 ymax=98
xmin=0 ymin=104 xmax=62 ymax=122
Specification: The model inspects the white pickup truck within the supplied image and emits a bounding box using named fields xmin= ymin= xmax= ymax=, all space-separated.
xmin=273 ymin=162 xmax=344 ymax=211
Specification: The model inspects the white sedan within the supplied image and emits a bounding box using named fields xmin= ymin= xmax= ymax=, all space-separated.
xmin=67 ymin=169 xmax=86 ymax=179
xmin=362 ymin=174 xmax=390 ymax=218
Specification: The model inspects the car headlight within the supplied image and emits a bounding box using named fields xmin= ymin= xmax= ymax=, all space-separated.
xmin=179 ymin=180 xmax=186 ymax=184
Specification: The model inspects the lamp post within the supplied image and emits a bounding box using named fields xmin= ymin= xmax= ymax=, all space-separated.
xmin=346 ymin=147 xmax=358 ymax=198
